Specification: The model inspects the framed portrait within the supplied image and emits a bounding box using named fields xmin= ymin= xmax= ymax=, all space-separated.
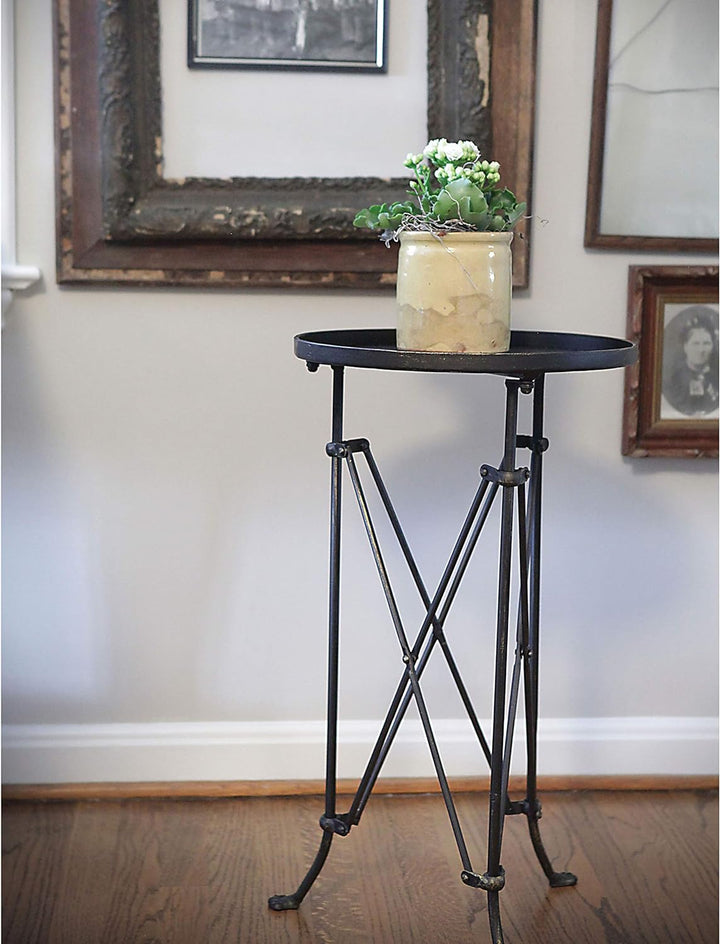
xmin=188 ymin=0 xmax=387 ymax=72
xmin=585 ymin=0 xmax=719 ymax=252
xmin=622 ymin=265 xmax=719 ymax=457
xmin=53 ymin=0 xmax=538 ymax=290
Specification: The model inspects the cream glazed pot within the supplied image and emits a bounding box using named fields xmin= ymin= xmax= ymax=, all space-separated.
xmin=395 ymin=231 xmax=513 ymax=353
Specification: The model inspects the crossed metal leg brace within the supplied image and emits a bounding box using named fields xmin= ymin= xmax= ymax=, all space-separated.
xmin=269 ymin=369 xmax=576 ymax=943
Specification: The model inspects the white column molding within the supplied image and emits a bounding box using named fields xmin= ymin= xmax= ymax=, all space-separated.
xmin=2 ymin=0 xmax=41 ymax=315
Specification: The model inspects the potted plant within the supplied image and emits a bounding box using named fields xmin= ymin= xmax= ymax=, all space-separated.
xmin=354 ymin=138 xmax=526 ymax=354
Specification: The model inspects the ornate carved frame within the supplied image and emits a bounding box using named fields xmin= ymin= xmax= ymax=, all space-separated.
xmin=54 ymin=0 xmax=537 ymax=289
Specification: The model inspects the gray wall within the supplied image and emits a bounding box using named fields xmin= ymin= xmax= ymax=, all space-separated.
xmin=2 ymin=0 xmax=717 ymax=783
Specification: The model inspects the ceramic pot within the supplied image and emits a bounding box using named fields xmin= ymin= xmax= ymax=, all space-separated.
xmin=396 ymin=231 xmax=513 ymax=353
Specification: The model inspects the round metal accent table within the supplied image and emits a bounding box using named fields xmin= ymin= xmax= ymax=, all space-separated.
xmin=294 ymin=327 xmax=636 ymax=375
xmin=270 ymin=329 xmax=637 ymax=944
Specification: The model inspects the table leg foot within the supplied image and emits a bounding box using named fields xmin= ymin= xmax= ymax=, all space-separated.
xmin=528 ymin=816 xmax=577 ymax=889
xmin=268 ymin=894 xmax=301 ymax=911
xmin=268 ymin=829 xmax=334 ymax=912
xmin=487 ymin=890 xmax=505 ymax=944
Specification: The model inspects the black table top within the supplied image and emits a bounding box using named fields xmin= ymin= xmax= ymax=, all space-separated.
xmin=294 ymin=329 xmax=637 ymax=377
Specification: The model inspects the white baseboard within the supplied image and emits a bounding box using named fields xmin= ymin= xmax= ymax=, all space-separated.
xmin=2 ymin=716 xmax=717 ymax=784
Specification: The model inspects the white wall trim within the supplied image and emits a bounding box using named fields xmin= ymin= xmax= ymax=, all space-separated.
xmin=2 ymin=717 xmax=717 ymax=784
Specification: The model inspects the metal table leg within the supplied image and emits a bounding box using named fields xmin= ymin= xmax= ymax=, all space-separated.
xmin=518 ymin=376 xmax=578 ymax=892
xmin=268 ymin=364 xmax=346 ymax=912
xmin=270 ymin=370 xmax=576 ymax=942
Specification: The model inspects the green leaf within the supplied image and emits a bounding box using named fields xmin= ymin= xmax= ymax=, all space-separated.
xmin=505 ymin=201 xmax=526 ymax=228
xmin=433 ymin=179 xmax=489 ymax=223
xmin=353 ymin=201 xmax=416 ymax=231
xmin=488 ymin=188 xmax=518 ymax=213
xmin=353 ymin=204 xmax=387 ymax=230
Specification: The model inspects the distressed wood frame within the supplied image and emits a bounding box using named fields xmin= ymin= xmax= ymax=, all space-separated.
xmin=622 ymin=265 xmax=719 ymax=458
xmin=54 ymin=0 xmax=537 ymax=289
xmin=585 ymin=0 xmax=719 ymax=253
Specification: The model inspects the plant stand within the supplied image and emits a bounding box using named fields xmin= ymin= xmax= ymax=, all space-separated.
xmin=268 ymin=329 xmax=636 ymax=943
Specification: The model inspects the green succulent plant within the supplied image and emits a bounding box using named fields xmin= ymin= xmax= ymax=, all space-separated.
xmin=353 ymin=138 xmax=526 ymax=241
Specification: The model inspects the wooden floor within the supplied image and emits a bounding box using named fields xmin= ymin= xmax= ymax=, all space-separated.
xmin=3 ymin=789 xmax=717 ymax=943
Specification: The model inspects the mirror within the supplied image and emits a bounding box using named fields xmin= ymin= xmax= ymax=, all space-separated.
xmin=585 ymin=0 xmax=718 ymax=251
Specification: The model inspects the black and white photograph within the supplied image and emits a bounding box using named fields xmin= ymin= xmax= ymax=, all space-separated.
xmin=661 ymin=304 xmax=719 ymax=419
xmin=189 ymin=0 xmax=386 ymax=71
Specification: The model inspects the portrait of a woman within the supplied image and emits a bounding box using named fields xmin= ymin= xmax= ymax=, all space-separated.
xmin=661 ymin=305 xmax=719 ymax=417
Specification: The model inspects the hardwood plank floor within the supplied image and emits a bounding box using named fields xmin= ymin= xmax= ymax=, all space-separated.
xmin=3 ymin=790 xmax=717 ymax=943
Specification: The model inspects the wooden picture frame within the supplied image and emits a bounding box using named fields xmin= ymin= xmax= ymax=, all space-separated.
xmin=53 ymin=0 xmax=537 ymax=290
xmin=622 ymin=265 xmax=719 ymax=458
xmin=188 ymin=0 xmax=388 ymax=73
xmin=585 ymin=0 xmax=718 ymax=253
